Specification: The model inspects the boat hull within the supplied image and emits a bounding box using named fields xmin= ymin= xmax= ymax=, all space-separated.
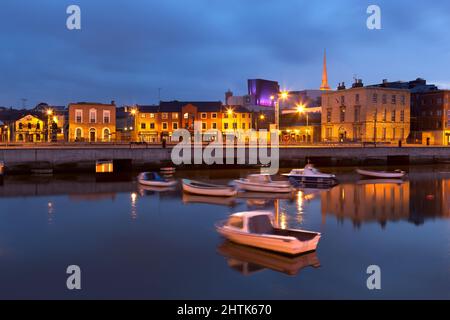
xmin=356 ymin=169 xmax=406 ymax=179
xmin=234 ymin=180 xmax=293 ymax=193
xmin=216 ymin=227 xmax=320 ymax=255
xmin=286 ymin=176 xmax=337 ymax=188
xmin=182 ymin=180 xmax=237 ymax=197
xmin=138 ymin=179 xmax=177 ymax=187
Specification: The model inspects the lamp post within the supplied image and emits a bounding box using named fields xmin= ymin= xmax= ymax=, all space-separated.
xmin=129 ymin=107 xmax=137 ymax=142
xmin=296 ymin=103 xmax=309 ymax=143
xmin=46 ymin=109 xmax=53 ymax=142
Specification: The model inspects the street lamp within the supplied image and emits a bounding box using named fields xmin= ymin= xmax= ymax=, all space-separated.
xmin=46 ymin=108 xmax=53 ymax=142
xmin=272 ymin=91 xmax=289 ymax=131
xmin=296 ymin=103 xmax=309 ymax=143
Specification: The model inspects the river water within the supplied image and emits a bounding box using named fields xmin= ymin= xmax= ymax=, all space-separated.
xmin=0 ymin=165 xmax=449 ymax=299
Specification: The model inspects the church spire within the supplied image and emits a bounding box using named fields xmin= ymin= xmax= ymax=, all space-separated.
xmin=320 ymin=49 xmax=331 ymax=91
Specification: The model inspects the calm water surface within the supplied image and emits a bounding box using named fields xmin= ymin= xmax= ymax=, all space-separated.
xmin=0 ymin=165 xmax=449 ymax=299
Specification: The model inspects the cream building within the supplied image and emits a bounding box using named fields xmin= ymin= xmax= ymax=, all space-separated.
xmin=321 ymin=83 xmax=410 ymax=143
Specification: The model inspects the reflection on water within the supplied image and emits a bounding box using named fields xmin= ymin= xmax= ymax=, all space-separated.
xmin=0 ymin=166 xmax=449 ymax=299
xmin=217 ymin=241 xmax=320 ymax=276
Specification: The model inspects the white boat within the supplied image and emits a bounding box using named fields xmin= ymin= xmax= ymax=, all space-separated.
xmin=356 ymin=168 xmax=406 ymax=179
xmin=182 ymin=179 xmax=237 ymax=197
xmin=138 ymin=172 xmax=177 ymax=187
xmin=234 ymin=174 xmax=293 ymax=193
xmin=216 ymin=211 xmax=321 ymax=255
xmin=282 ymin=164 xmax=337 ymax=187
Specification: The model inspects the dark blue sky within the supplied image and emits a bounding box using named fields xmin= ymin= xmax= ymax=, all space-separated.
xmin=1 ymin=0 xmax=449 ymax=108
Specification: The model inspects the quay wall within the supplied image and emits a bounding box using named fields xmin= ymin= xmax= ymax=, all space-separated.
xmin=0 ymin=146 xmax=449 ymax=172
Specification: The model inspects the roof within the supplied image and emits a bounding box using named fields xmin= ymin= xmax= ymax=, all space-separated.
xmin=69 ymin=102 xmax=115 ymax=106
xmin=231 ymin=211 xmax=273 ymax=219
xmin=160 ymin=101 xmax=223 ymax=112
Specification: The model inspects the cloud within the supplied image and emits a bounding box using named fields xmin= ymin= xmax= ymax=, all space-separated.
xmin=0 ymin=0 xmax=449 ymax=107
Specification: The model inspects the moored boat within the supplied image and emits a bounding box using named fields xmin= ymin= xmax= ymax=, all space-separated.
xmin=216 ymin=211 xmax=321 ymax=255
xmin=282 ymin=164 xmax=337 ymax=187
xmin=182 ymin=179 xmax=237 ymax=197
xmin=234 ymin=174 xmax=293 ymax=193
xmin=138 ymin=172 xmax=177 ymax=187
xmin=356 ymin=168 xmax=406 ymax=179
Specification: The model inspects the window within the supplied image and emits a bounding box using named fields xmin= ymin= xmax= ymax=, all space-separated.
xmin=162 ymin=113 xmax=168 ymax=120
xmin=36 ymin=122 xmax=41 ymax=130
xmin=28 ymin=123 xmax=32 ymax=129
xmin=382 ymin=94 xmax=387 ymax=104
xmin=172 ymin=113 xmax=179 ymax=119
xmin=103 ymin=110 xmax=111 ymax=124
xmin=201 ymin=113 xmax=207 ymax=119
xmin=400 ymin=110 xmax=405 ymax=122
xmin=150 ymin=113 xmax=155 ymax=118
xmin=75 ymin=110 xmax=82 ymax=123
xmin=392 ymin=128 xmax=396 ymax=139
xmin=212 ymin=122 xmax=217 ymax=129
xmin=242 ymin=113 xmax=246 ymax=118
xmin=354 ymin=106 xmax=360 ymax=122
xmin=202 ymin=122 xmax=206 ymax=130
xmin=212 ymin=113 xmax=217 ymax=119
xmin=224 ymin=123 xmax=229 ymax=129
xmin=391 ymin=95 xmax=396 ymax=104
xmin=326 ymin=108 xmax=332 ymax=123
xmin=103 ymin=128 xmax=110 ymax=142
xmin=141 ymin=113 xmax=146 ymax=118
xmin=355 ymin=94 xmax=360 ymax=104
xmin=150 ymin=123 xmax=155 ymax=129
xmin=382 ymin=109 xmax=387 ymax=122
xmin=401 ymin=128 xmax=405 ymax=139
xmin=141 ymin=123 xmax=146 ymax=129
xmin=340 ymin=107 xmax=346 ymax=123
xmin=162 ymin=122 xmax=168 ymax=130
xmin=401 ymin=95 xmax=406 ymax=105
xmin=242 ymin=123 xmax=246 ymax=129
xmin=89 ymin=109 xmax=97 ymax=123
xmin=224 ymin=113 xmax=229 ymax=119
xmin=75 ymin=128 xmax=82 ymax=139
xmin=183 ymin=113 xmax=189 ymax=119
xmin=228 ymin=217 xmax=243 ymax=229
xmin=340 ymin=96 xmax=345 ymax=105
xmin=18 ymin=123 xmax=23 ymax=130
xmin=382 ymin=128 xmax=387 ymax=140
xmin=233 ymin=123 xmax=237 ymax=129
xmin=172 ymin=122 xmax=178 ymax=130
xmin=36 ymin=135 xmax=41 ymax=141
xmin=372 ymin=94 xmax=378 ymax=103
xmin=18 ymin=134 xmax=23 ymax=141
xmin=233 ymin=113 xmax=237 ymax=118
xmin=391 ymin=110 xmax=396 ymax=122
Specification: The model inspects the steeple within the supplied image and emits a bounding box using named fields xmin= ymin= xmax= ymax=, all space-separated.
xmin=320 ymin=49 xmax=331 ymax=91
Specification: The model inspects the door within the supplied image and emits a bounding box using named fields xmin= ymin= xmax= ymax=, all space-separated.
xmin=89 ymin=129 xmax=96 ymax=142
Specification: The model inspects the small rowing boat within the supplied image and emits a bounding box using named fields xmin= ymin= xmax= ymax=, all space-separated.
xmin=182 ymin=179 xmax=237 ymax=197
xmin=138 ymin=172 xmax=177 ymax=187
xmin=234 ymin=174 xmax=293 ymax=193
xmin=356 ymin=168 xmax=406 ymax=179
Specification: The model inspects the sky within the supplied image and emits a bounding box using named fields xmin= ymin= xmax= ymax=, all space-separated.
xmin=0 ymin=0 xmax=449 ymax=108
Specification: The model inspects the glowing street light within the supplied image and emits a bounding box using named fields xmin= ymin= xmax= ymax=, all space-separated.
xmin=296 ymin=103 xmax=310 ymax=143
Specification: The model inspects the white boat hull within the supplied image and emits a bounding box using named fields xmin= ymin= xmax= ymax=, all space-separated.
xmin=217 ymin=227 xmax=320 ymax=255
xmin=234 ymin=180 xmax=293 ymax=193
xmin=182 ymin=180 xmax=237 ymax=197
xmin=138 ymin=178 xmax=177 ymax=187
xmin=356 ymin=168 xmax=406 ymax=179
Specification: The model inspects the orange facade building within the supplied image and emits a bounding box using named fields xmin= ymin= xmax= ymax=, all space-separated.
xmin=68 ymin=102 xmax=116 ymax=142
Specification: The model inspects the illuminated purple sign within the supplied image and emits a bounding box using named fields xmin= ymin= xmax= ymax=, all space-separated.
xmin=248 ymin=79 xmax=280 ymax=107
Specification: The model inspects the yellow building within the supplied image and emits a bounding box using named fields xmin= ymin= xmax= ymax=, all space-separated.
xmin=222 ymin=105 xmax=252 ymax=134
xmin=14 ymin=115 xmax=45 ymax=143
xmin=321 ymin=83 xmax=410 ymax=143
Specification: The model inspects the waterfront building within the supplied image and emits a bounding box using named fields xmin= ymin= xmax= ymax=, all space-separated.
xmin=321 ymin=80 xmax=411 ymax=143
xmin=14 ymin=114 xmax=45 ymax=142
xmin=130 ymin=101 xmax=251 ymax=143
xmin=68 ymin=102 xmax=116 ymax=142
xmin=280 ymin=109 xmax=321 ymax=143
xmin=0 ymin=120 xmax=10 ymax=143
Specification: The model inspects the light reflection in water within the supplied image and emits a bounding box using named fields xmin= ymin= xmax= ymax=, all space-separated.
xmin=131 ymin=192 xmax=138 ymax=220
xmin=47 ymin=201 xmax=54 ymax=224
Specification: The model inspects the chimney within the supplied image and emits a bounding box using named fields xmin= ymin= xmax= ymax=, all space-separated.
xmin=352 ymin=79 xmax=364 ymax=88
xmin=111 ymin=100 xmax=116 ymax=106
xmin=337 ymin=82 xmax=346 ymax=90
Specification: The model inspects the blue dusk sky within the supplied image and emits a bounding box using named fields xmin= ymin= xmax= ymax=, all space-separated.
xmin=0 ymin=0 xmax=449 ymax=107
